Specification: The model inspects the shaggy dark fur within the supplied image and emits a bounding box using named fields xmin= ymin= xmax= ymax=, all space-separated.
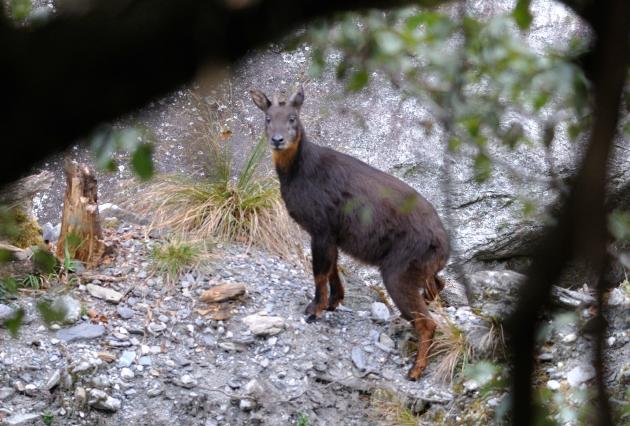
xmin=250 ymin=86 xmax=449 ymax=380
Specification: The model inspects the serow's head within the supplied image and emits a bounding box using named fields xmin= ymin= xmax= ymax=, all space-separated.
xmin=250 ymin=86 xmax=304 ymax=152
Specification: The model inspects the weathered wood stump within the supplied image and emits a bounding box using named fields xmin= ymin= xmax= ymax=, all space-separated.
xmin=56 ymin=161 xmax=105 ymax=267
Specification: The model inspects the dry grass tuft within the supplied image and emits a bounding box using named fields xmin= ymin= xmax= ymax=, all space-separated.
xmin=142 ymin=133 xmax=301 ymax=260
xmin=370 ymin=388 xmax=420 ymax=426
xmin=429 ymin=302 xmax=474 ymax=384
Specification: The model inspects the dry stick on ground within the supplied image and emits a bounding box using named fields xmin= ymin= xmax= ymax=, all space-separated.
xmin=507 ymin=1 xmax=630 ymax=425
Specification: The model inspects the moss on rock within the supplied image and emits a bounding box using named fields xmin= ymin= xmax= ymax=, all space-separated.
xmin=9 ymin=208 xmax=44 ymax=248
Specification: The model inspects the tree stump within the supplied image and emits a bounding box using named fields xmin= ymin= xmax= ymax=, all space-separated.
xmin=56 ymin=161 xmax=105 ymax=267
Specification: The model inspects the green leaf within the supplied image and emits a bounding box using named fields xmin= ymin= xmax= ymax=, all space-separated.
xmin=464 ymin=361 xmax=502 ymax=390
xmin=0 ymin=249 xmax=13 ymax=263
xmin=473 ymin=153 xmax=492 ymax=183
xmin=568 ymin=122 xmax=582 ymax=141
xmin=37 ymin=300 xmax=68 ymax=326
xmin=1 ymin=277 xmax=19 ymax=295
xmin=376 ymin=31 xmax=404 ymax=55
xmin=309 ymin=49 xmax=326 ymax=78
xmin=4 ymin=308 xmax=25 ymax=338
xmin=533 ymin=91 xmax=550 ymax=111
xmin=347 ymin=69 xmax=369 ymax=92
xmin=609 ymin=210 xmax=630 ymax=241
xmin=512 ymin=0 xmax=533 ymax=30
xmin=9 ymin=0 xmax=31 ymax=20
xmin=131 ymin=143 xmax=154 ymax=181
xmin=336 ymin=61 xmax=348 ymax=79
xmin=32 ymin=249 xmax=57 ymax=274
xmin=448 ymin=137 xmax=462 ymax=152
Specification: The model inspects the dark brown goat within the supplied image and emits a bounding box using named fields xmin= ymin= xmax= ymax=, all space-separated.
xmin=250 ymin=86 xmax=449 ymax=380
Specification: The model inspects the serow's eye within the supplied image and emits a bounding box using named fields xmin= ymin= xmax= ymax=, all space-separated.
xmin=265 ymin=117 xmax=271 ymax=123
xmin=289 ymin=117 xmax=296 ymax=124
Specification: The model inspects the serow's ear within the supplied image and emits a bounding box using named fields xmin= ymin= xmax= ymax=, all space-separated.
xmin=289 ymin=85 xmax=304 ymax=109
xmin=250 ymin=88 xmax=271 ymax=112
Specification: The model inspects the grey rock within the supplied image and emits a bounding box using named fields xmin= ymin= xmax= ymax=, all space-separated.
xmin=44 ymin=369 xmax=61 ymax=390
xmin=42 ymin=222 xmax=61 ymax=243
xmin=567 ymin=365 xmax=596 ymax=387
xmin=3 ymin=413 xmax=41 ymax=425
xmin=147 ymin=385 xmax=163 ymax=397
xmin=608 ymin=288 xmax=630 ymax=306
xmin=239 ymin=399 xmax=256 ymax=411
xmin=138 ymin=356 xmax=152 ymax=366
xmin=120 ymin=367 xmax=135 ymax=380
xmin=57 ymin=323 xmax=105 ymax=342
xmin=0 ymin=386 xmax=15 ymax=400
xmin=148 ymin=322 xmax=167 ymax=335
xmin=87 ymin=284 xmax=123 ymax=304
xmin=117 ymin=306 xmax=135 ymax=319
xmin=242 ymin=313 xmax=285 ymax=336
xmin=377 ymin=333 xmax=395 ymax=351
xmin=371 ymin=302 xmax=390 ymax=322
xmin=75 ymin=387 xmax=87 ymax=405
xmin=118 ymin=351 xmax=136 ymax=368
xmin=351 ymin=346 xmax=367 ymax=371
xmin=88 ymin=389 xmax=121 ymax=412
xmin=547 ymin=380 xmax=561 ymax=390
xmin=50 ymin=295 xmax=81 ymax=324
xmin=0 ymin=303 xmax=16 ymax=322
xmin=175 ymin=374 xmax=196 ymax=389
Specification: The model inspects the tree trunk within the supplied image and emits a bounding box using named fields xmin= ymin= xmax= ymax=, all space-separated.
xmin=56 ymin=161 xmax=105 ymax=267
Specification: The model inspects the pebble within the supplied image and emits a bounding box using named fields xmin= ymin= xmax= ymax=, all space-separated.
xmin=377 ymin=333 xmax=395 ymax=351
xmin=117 ymin=306 xmax=135 ymax=319
xmin=547 ymin=380 xmax=561 ymax=390
xmin=567 ymin=364 xmax=596 ymax=387
xmin=57 ymin=323 xmax=105 ymax=343
xmin=3 ymin=413 xmax=41 ymax=425
xmin=50 ymin=295 xmax=82 ymax=324
xmin=88 ymin=389 xmax=121 ymax=412
xmin=118 ymin=351 xmax=136 ymax=368
xmin=351 ymin=346 xmax=367 ymax=371
xmin=562 ymin=333 xmax=577 ymax=343
xmin=371 ymin=302 xmax=390 ymax=322
xmin=176 ymin=374 xmax=196 ymax=389
xmin=87 ymin=284 xmax=124 ymax=304
xmin=138 ymin=356 xmax=152 ymax=366
xmin=121 ymin=368 xmax=135 ymax=380
xmin=242 ymin=314 xmax=285 ymax=336
xmin=44 ymin=369 xmax=61 ymax=390
xmin=0 ymin=304 xmax=16 ymax=322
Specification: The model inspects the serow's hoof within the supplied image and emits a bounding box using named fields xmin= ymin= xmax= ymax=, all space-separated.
xmin=326 ymin=299 xmax=343 ymax=311
xmin=407 ymin=365 xmax=425 ymax=381
xmin=306 ymin=314 xmax=318 ymax=323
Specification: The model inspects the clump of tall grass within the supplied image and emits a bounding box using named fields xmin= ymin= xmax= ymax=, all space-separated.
xmin=143 ymin=134 xmax=299 ymax=260
xmin=429 ymin=302 xmax=475 ymax=384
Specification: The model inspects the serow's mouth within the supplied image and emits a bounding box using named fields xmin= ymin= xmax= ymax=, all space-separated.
xmin=272 ymin=144 xmax=286 ymax=151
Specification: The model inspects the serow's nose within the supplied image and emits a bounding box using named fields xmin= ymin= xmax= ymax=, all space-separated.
xmin=271 ymin=135 xmax=284 ymax=148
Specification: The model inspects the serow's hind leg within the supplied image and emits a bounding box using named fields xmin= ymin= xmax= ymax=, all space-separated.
xmin=383 ymin=270 xmax=436 ymax=380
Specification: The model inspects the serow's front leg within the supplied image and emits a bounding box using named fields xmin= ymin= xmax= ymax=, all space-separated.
xmin=305 ymin=237 xmax=334 ymax=322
